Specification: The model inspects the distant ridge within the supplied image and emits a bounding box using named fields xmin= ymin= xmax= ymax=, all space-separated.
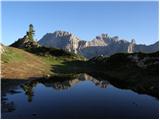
xmin=39 ymin=30 xmax=159 ymax=58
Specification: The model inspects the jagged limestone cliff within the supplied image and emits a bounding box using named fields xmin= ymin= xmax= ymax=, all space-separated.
xmin=39 ymin=31 xmax=80 ymax=54
xmin=39 ymin=31 xmax=159 ymax=58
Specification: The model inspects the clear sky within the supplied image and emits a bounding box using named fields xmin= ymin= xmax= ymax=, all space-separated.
xmin=1 ymin=1 xmax=158 ymax=45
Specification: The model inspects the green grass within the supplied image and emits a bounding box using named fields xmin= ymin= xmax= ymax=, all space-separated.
xmin=1 ymin=47 xmax=65 ymax=79
xmin=1 ymin=47 xmax=25 ymax=63
xmin=1 ymin=46 xmax=86 ymax=78
xmin=41 ymin=55 xmax=61 ymax=65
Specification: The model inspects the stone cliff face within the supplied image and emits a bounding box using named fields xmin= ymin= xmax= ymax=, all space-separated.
xmin=38 ymin=31 xmax=159 ymax=58
xmin=78 ymin=34 xmax=131 ymax=58
xmin=128 ymin=39 xmax=136 ymax=53
xmin=39 ymin=31 xmax=80 ymax=54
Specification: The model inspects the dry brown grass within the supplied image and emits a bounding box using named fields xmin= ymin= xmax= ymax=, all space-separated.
xmin=1 ymin=47 xmax=52 ymax=79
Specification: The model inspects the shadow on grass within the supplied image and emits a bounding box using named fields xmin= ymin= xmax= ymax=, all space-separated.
xmin=51 ymin=60 xmax=96 ymax=75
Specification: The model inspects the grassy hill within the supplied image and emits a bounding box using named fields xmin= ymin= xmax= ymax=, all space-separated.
xmin=2 ymin=47 xmax=51 ymax=79
xmin=1 ymin=46 xmax=84 ymax=79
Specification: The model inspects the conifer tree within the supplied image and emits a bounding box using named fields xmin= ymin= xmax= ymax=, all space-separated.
xmin=27 ymin=24 xmax=35 ymax=41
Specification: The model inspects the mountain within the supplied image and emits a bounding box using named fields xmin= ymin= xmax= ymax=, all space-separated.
xmin=78 ymin=34 xmax=132 ymax=58
xmin=39 ymin=31 xmax=159 ymax=58
xmin=38 ymin=31 xmax=80 ymax=54
xmin=134 ymin=41 xmax=159 ymax=53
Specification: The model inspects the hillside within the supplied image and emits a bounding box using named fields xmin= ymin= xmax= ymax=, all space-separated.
xmin=88 ymin=51 xmax=159 ymax=78
xmin=1 ymin=46 xmax=52 ymax=79
xmin=88 ymin=52 xmax=159 ymax=97
xmin=1 ymin=46 xmax=84 ymax=79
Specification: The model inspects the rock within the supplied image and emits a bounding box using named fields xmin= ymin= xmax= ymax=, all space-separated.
xmin=10 ymin=35 xmax=40 ymax=49
xmin=38 ymin=31 xmax=159 ymax=58
xmin=128 ymin=39 xmax=136 ymax=53
xmin=38 ymin=31 xmax=80 ymax=54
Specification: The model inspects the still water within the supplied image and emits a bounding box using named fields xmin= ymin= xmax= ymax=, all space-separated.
xmin=1 ymin=74 xmax=159 ymax=119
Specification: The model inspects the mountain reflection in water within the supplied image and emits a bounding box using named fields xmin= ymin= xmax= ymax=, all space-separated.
xmin=19 ymin=74 xmax=109 ymax=102
xmin=1 ymin=73 xmax=159 ymax=119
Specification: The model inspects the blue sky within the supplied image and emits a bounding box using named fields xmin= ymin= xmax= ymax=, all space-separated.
xmin=2 ymin=1 xmax=158 ymax=45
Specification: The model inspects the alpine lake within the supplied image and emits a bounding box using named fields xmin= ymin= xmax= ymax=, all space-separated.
xmin=1 ymin=73 xmax=158 ymax=119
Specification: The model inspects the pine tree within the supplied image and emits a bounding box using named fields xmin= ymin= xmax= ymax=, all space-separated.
xmin=27 ymin=24 xmax=35 ymax=41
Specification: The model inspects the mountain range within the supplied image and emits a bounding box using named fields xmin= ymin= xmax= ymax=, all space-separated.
xmin=39 ymin=31 xmax=159 ymax=58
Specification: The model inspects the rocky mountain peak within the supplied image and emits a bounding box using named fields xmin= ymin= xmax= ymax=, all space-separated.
xmin=38 ymin=30 xmax=159 ymax=58
xmin=54 ymin=30 xmax=71 ymax=36
xmin=94 ymin=33 xmax=109 ymax=41
xmin=52 ymin=30 xmax=80 ymax=40
xmin=39 ymin=31 xmax=80 ymax=53
xmin=95 ymin=33 xmax=108 ymax=40
xmin=89 ymin=34 xmax=130 ymax=47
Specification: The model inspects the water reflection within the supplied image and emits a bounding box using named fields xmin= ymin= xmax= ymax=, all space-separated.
xmin=2 ymin=74 xmax=109 ymax=104
xmin=87 ymin=72 xmax=159 ymax=98
xmin=21 ymin=81 xmax=37 ymax=102
xmin=41 ymin=74 xmax=109 ymax=90
xmin=1 ymin=73 xmax=159 ymax=119
xmin=20 ymin=74 xmax=109 ymax=102
xmin=1 ymin=80 xmax=25 ymax=113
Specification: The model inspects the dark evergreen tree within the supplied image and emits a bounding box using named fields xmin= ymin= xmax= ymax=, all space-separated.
xmin=27 ymin=24 xmax=35 ymax=41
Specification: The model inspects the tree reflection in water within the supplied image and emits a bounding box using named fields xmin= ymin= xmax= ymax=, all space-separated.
xmin=21 ymin=81 xmax=38 ymax=102
xmin=20 ymin=73 xmax=109 ymax=102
